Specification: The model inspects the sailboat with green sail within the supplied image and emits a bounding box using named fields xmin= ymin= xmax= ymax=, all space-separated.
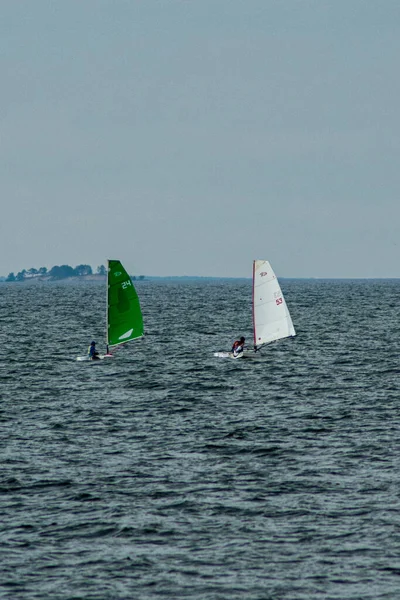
xmin=76 ymin=259 xmax=144 ymax=361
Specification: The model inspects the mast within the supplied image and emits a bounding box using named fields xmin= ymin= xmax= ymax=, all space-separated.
xmin=106 ymin=259 xmax=109 ymax=353
xmin=252 ymin=260 xmax=257 ymax=350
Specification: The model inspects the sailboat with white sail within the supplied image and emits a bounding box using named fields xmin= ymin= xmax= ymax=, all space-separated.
xmin=214 ymin=259 xmax=295 ymax=359
xmin=76 ymin=259 xmax=144 ymax=361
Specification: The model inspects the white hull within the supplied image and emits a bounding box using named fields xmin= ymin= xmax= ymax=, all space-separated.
xmin=214 ymin=351 xmax=240 ymax=359
xmin=76 ymin=354 xmax=113 ymax=362
xmin=213 ymin=350 xmax=257 ymax=360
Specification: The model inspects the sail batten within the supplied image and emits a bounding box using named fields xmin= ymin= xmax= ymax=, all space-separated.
xmin=106 ymin=259 xmax=144 ymax=347
xmin=252 ymin=259 xmax=295 ymax=349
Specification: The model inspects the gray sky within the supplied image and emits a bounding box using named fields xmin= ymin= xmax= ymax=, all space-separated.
xmin=1 ymin=0 xmax=399 ymax=278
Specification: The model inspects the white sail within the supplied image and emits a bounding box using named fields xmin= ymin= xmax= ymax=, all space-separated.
xmin=252 ymin=260 xmax=296 ymax=349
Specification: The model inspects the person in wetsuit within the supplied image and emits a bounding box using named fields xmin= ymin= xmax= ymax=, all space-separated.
xmin=88 ymin=341 xmax=100 ymax=360
xmin=231 ymin=336 xmax=245 ymax=356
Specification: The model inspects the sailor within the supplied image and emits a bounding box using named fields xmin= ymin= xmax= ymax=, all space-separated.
xmin=232 ymin=336 xmax=245 ymax=356
xmin=88 ymin=341 xmax=100 ymax=360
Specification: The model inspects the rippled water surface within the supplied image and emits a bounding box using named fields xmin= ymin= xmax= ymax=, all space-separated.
xmin=1 ymin=279 xmax=399 ymax=599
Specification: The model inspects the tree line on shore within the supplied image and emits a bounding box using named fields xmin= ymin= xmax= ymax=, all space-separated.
xmin=6 ymin=265 xmax=145 ymax=282
xmin=6 ymin=264 xmax=107 ymax=282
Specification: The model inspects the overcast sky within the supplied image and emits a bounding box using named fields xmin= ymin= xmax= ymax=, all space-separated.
xmin=1 ymin=0 xmax=399 ymax=278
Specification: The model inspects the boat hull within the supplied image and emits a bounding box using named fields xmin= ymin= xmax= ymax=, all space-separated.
xmin=76 ymin=354 xmax=113 ymax=362
xmin=213 ymin=350 xmax=256 ymax=360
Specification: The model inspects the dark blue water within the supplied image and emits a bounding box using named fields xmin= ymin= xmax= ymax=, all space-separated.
xmin=1 ymin=279 xmax=399 ymax=599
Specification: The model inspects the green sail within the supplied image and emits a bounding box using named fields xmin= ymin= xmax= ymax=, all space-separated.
xmin=107 ymin=260 xmax=144 ymax=347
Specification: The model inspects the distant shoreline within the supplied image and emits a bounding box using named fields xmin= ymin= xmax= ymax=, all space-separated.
xmin=1 ymin=275 xmax=399 ymax=283
xmin=0 ymin=274 xmax=251 ymax=283
xmin=0 ymin=274 xmax=107 ymax=284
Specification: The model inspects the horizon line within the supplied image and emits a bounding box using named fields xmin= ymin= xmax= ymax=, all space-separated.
xmin=1 ymin=274 xmax=399 ymax=282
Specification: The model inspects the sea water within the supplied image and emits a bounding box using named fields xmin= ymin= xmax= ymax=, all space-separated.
xmin=0 ymin=279 xmax=399 ymax=599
